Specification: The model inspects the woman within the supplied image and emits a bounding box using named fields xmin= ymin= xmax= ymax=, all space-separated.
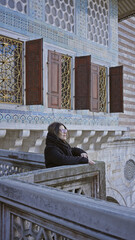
xmin=44 ymin=122 xmax=95 ymax=168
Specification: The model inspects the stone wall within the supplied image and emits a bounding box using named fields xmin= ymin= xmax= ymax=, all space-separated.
xmin=118 ymin=17 xmax=135 ymax=131
xmin=0 ymin=164 xmax=135 ymax=240
xmin=88 ymin=137 xmax=135 ymax=207
xmin=11 ymin=162 xmax=106 ymax=200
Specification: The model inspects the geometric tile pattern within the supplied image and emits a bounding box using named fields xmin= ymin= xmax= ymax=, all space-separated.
xmin=87 ymin=0 xmax=109 ymax=46
xmin=0 ymin=109 xmax=119 ymax=126
xmin=0 ymin=0 xmax=27 ymax=14
xmin=76 ymin=0 xmax=87 ymax=38
xmin=45 ymin=0 xmax=75 ymax=33
xmin=0 ymin=1 xmax=118 ymax=66
xmin=29 ymin=0 xmax=44 ymax=20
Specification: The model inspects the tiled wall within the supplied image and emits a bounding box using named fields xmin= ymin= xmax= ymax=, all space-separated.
xmin=0 ymin=0 xmax=119 ymax=128
xmin=0 ymin=0 xmax=118 ymax=65
xmin=0 ymin=108 xmax=119 ymax=128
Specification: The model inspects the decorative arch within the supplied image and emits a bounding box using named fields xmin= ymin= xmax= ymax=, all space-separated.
xmin=107 ymin=187 xmax=127 ymax=206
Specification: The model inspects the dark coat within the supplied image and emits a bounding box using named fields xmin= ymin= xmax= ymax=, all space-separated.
xmin=44 ymin=132 xmax=88 ymax=168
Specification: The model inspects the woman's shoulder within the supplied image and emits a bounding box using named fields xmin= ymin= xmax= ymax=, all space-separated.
xmin=45 ymin=144 xmax=63 ymax=152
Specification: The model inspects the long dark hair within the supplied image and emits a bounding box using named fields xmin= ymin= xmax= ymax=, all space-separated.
xmin=48 ymin=122 xmax=68 ymax=137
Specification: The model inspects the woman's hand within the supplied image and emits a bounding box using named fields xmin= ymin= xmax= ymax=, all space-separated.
xmin=81 ymin=153 xmax=95 ymax=164
xmin=81 ymin=153 xmax=88 ymax=158
xmin=88 ymin=159 xmax=95 ymax=165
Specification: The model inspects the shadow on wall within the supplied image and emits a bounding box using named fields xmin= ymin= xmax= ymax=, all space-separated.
xmin=107 ymin=196 xmax=119 ymax=204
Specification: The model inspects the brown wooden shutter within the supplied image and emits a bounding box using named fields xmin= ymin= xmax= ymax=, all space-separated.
xmin=48 ymin=50 xmax=61 ymax=108
xmin=91 ymin=63 xmax=99 ymax=112
xmin=110 ymin=66 xmax=123 ymax=112
xmin=75 ymin=56 xmax=91 ymax=109
xmin=26 ymin=38 xmax=43 ymax=105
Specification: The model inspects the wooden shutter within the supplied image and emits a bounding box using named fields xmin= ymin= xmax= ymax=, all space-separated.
xmin=91 ymin=63 xmax=99 ymax=112
xmin=110 ymin=66 xmax=123 ymax=112
xmin=75 ymin=56 xmax=91 ymax=109
xmin=48 ymin=50 xmax=61 ymax=108
xmin=26 ymin=38 xmax=43 ymax=105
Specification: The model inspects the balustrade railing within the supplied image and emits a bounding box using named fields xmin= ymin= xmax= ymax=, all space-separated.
xmin=0 ymin=149 xmax=45 ymax=177
xmin=0 ymin=164 xmax=135 ymax=240
xmin=11 ymin=162 xmax=106 ymax=200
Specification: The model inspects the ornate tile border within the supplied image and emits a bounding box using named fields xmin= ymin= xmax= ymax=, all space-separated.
xmin=0 ymin=109 xmax=119 ymax=127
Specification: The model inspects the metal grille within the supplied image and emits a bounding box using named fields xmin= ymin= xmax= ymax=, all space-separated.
xmin=61 ymin=55 xmax=71 ymax=109
xmin=99 ymin=66 xmax=106 ymax=112
xmin=0 ymin=35 xmax=23 ymax=104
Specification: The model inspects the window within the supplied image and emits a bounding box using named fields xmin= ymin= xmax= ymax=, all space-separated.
xmin=91 ymin=63 xmax=106 ymax=112
xmin=48 ymin=50 xmax=71 ymax=109
xmin=75 ymin=56 xmax=91 ymax=110
xmin=26 ymin=38 xmax=43 ymax=105
xmin=0 ymin=35 xmax=122 ymax=112
xmin=61 ymin=54 xmax=71 ymax=109
xmin=0 ymin=35 xmax=23 ymax=104
xmin=99 ymin=66 xmax=106 ymax=112
xmin=109 ymin=66 xmax=123 ymax=113
xmin=75 ymin=56 xmax=123 ymax=113
xmin=0 ymin=36 xmax=43 ymax=106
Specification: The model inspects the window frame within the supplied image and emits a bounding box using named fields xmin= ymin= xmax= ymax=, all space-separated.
xmin=0 ymin=29 xmax=29 ymax=106
xmin=45 ymin=44 xmax=75 ymax=110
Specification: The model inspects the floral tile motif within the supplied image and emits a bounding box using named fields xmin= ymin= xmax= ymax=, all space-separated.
xmin=0 ymin=109 xmax=118 ymax=127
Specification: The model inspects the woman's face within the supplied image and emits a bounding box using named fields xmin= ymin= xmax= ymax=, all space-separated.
xmin=58 ymin=125 xmax=67 ymax=141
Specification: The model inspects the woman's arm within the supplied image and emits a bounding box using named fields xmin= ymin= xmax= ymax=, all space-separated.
xmin=45 ymin=146 xmax=88 ymax=167
xmin=71 ymin=147 xmax=86 ymax=156
xmin=71 ymin=147 xmax=95 ymax=165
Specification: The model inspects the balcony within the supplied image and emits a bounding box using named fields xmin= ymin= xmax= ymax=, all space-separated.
xmin=0 ymin=161 xmax=135 ymax=239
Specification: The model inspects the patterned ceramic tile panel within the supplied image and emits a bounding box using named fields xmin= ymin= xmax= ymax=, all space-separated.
xmin=0 ymin=109 xmax=119 ymax=126
xmin=87 ymin=0 xmax=109 ymax=46
xmin=0 ymin=0 xmax=27 ymax=14
xmin=76 ymin=0 xmax=87 ymax=38
xmin=29 ymin=0 xmax=44 ymax=20
xmin=0 ymin=0 xmax=118 ymax=66
xmin=45 ymin=0 xmax=75 ymax=33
